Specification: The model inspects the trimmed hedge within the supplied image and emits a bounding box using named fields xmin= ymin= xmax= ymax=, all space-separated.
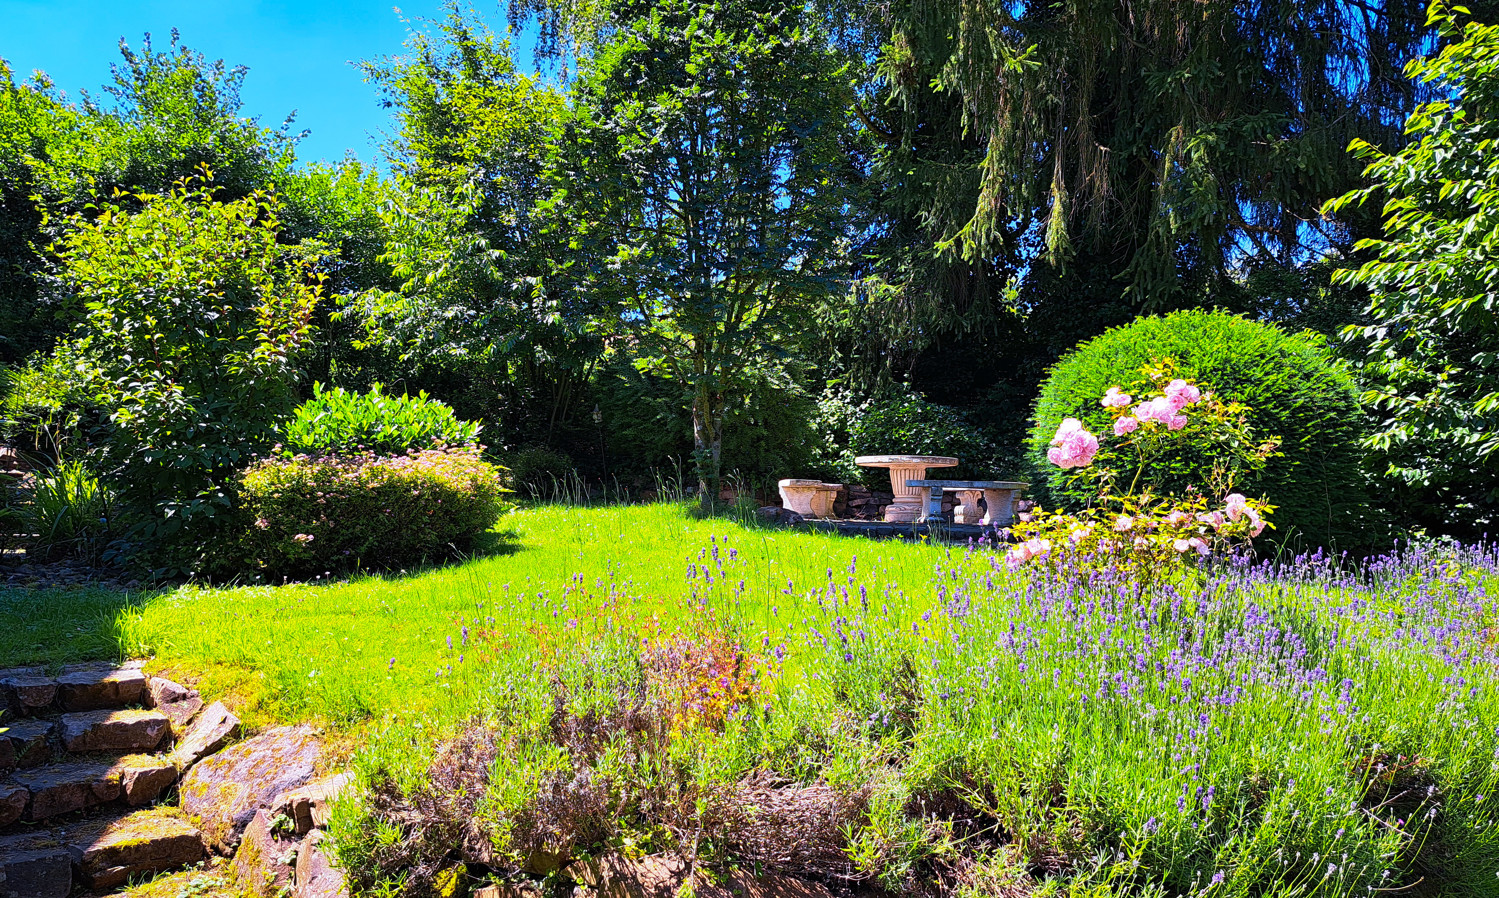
xmin=1030 ymin=310 xmax=1378 ymax=549
xmin=234 ymin=448 xmax=509 ymax=577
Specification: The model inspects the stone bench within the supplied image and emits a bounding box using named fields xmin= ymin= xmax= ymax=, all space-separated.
xmin=905 ymin=480 xmax=1029 ymax=526
xmin=777 ymin=479 xmax=842 ymax=520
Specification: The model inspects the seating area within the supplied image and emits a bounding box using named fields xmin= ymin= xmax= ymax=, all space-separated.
xmin=778 ymin=455 xmax=1027 ymax=527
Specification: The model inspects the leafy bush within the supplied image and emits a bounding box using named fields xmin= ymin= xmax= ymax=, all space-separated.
xmin=1032 ymin=310 xmax=1376 ymax=549
xmin=232 ymin=448 xmax=509 ymax=578
xmin=54 ymin=176 xmax=320 ymax=569
xmin=281 ymin=383 xmax=482 ymax=456
xmin=816 ymin=387 xmax=1001 ymax=488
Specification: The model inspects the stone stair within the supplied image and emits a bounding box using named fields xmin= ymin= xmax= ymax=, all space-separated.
xmin=0 ymin=661 xmax=237 ymax=897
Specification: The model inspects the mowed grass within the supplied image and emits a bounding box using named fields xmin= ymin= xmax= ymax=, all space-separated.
xmin=1 ymin=504 xmax=958 ymax=727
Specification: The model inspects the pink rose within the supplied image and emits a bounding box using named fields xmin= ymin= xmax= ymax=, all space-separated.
xmin=1113 ymin=515 xmax=1134 ymax=532
xmin=1225 ymin=493 xmax=1249 ymax=522
xmin=1166 ymin=413 xmax=1188 ymax=431
xmin=1164 ymin=379 xmax=1202 ymax=409
xmin=1113 ymin=416 xmax=1139 ymax=436
xmin=1101 ymin=387 xmax=1133 ymax=408
xmin=1047 ymin=418 xmax=1099 ymax=469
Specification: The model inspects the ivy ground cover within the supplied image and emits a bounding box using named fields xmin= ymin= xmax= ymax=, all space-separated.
xmin=4 ymin=504 xmax=1497 ymax=894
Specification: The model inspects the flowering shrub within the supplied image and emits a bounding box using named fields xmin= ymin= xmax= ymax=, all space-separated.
xmin=1031 ymin=310 xmax=1376 ymax=548
xmin=280 ymin=383 xmax=481 ymax=457
xmin=231 ymin=447 xmax=509 ymax=577
xmin=1010 ymin=369 xmax=1275 ymax=579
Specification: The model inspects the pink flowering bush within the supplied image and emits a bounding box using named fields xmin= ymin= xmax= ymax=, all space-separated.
xmin=229 ymin=447 xmax=510 ymax=578
xmin=1010 ymin=367 xmax=1275 ymax=581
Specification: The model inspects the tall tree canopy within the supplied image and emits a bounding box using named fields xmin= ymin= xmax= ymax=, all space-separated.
xmin=567 ymin=0 xmax=857 ymax=509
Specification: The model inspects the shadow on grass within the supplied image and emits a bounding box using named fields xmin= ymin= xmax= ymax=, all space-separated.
xmin=0 ymin=583 xmax=159 ymax=668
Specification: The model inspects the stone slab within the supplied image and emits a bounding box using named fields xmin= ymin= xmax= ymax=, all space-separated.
xmin=272 ymin=772 xmax=352 ymax=835
xmin=0 ymin=831 xmax=72 ymax=898
xmin=0 ymin=782 xmax=26 ymax=827
xmin=171 ymin=701 xmax=240 ymax=772
xmin=294 ymin=829 xmax=348 ymax=898
xmin=233 ymin=808 xmax=300 ymax=897
xmin=117 ymin=754 xmax=178 ymax=806
xmin=2 ymin=718 xmax=55 ymax=769
xmin=13 ymin=760 xmax=122 ymax=820
xmin=55 ymin=662 xmax=147 ymax=711
xmin=181 ymin=725 xmax=322 ymax=852
xmin=0 ymin=667 xmax=57 ymax=715
xmin=60 ymin=708 xmax=171 ymax=753
xmin=66 ymin=808 xmax=206 ymax=890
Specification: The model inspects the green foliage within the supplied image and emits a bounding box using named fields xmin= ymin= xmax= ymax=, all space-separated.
xmin=567 ymin=0 xmax=857 ymax=509
xmin=281 ymin=383 xmax=481 ymax=457
xmin=21 ymin=460 xmax=114 ymax=563
xmin=55 ymin=176 xmax=321 ymax=565
xmin=1326 ymin=7 xmax=1499 ymax=538
xmin=816 ymin=387 xmax=1001 ymax=488
xmin=231 ymin=448 xmax=509 ymax=578
xmin=498 ymin=444 xmax=577 ymax=500
xmin=1031 ymin=310 xmax=1376 ymax=549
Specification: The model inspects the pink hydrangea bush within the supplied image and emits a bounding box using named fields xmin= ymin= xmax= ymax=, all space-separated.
xmin=1012 ymin=366 xmax=1276 ymax=579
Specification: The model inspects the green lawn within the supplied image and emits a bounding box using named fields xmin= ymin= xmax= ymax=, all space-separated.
xmin=5 ymin=505 xmax=1497 ymax=896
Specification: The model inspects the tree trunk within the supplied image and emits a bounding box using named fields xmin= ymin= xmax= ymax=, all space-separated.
xmin=692 ymin=384 xmax=723 ymax=514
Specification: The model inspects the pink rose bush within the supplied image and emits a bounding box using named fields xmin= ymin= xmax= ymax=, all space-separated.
xmin=1011 ymin=365 xmax=1277 ymax=582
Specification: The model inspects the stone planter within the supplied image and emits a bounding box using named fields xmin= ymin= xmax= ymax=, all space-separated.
xmin=778 ymin=480 xmax=841 ymax=520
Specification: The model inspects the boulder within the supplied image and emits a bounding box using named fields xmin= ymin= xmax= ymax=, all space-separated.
xmin=180 ymin=725 xmax=322 ymax=852
xmin=272 ymin=772 xmax=352 ymax=835
xmin=294 ymin=829 xmax=349 ymax=898
xmin=170 ymin=700 xmax=240 ymax=771
xmin=233 ymin=809 xmax=300 ymax=897
xmin=67 ymin=808 xmax=205 ymax=890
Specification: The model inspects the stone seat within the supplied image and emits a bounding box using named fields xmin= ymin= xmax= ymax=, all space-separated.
xmin=905 ymin=479 xmax=1029 ymax=526
xmin=777 ymin=479 xmax=842 ymax=520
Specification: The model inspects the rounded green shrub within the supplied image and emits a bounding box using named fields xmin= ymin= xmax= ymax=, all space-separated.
xmin=232 ymin=447 xmax=509 ymax=578
xmin=281 ymin=384 xmax=482 ymax=457
xmin=1030 ymin=310 xmax=1377 ymax=549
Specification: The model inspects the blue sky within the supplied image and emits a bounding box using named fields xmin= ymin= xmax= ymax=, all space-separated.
xmin=0 ymin=0 xmax=529 ymax=166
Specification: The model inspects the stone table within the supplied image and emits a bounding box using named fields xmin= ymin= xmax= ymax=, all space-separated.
xmin=855 ymin=455 xmax=958 ymax=523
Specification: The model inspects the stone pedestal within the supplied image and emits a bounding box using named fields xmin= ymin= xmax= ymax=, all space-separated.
xmin=778 ymin=480 xmax=840 ymax=520
xmin=952 ymin=489 xmax=985 ymax=524
xmin=981 ymin=488 xmax=1020 ymax=526
xmin=854 ymin=456 xmax=958 ymax=523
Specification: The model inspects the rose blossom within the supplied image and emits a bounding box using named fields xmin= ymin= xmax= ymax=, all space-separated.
xmin=1164 ymin=378 xmax=1202 ymax=410
xmin=1047 ymin=418 xmax=1099 ymax=469
xmin=1101 ymin=387 xmax=1133 ymax=408
xmin=1114 ymin=416 xmax=1139 ymax=436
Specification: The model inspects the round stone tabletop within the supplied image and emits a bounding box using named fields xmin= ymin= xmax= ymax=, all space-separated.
xmin=854 ymin=455 xmax=959 ymax=468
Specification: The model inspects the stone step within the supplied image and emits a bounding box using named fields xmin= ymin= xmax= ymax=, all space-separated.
xmin=60 ymin=807 xmax=206 ymax=891
xmin=6 ymin=753 xmax=178 ymax=822
xmin=0 ymin=807 xmax=206 ymax=895
xmin=59 ymin=708 xmax=171 ymax=754
xmin=0 ymin=717 xmax=55 ymax=771
xmin=0 ymin=830 xmax=72 ymax=898
xmin=0 ymin=661 xmax=147 ymax=716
